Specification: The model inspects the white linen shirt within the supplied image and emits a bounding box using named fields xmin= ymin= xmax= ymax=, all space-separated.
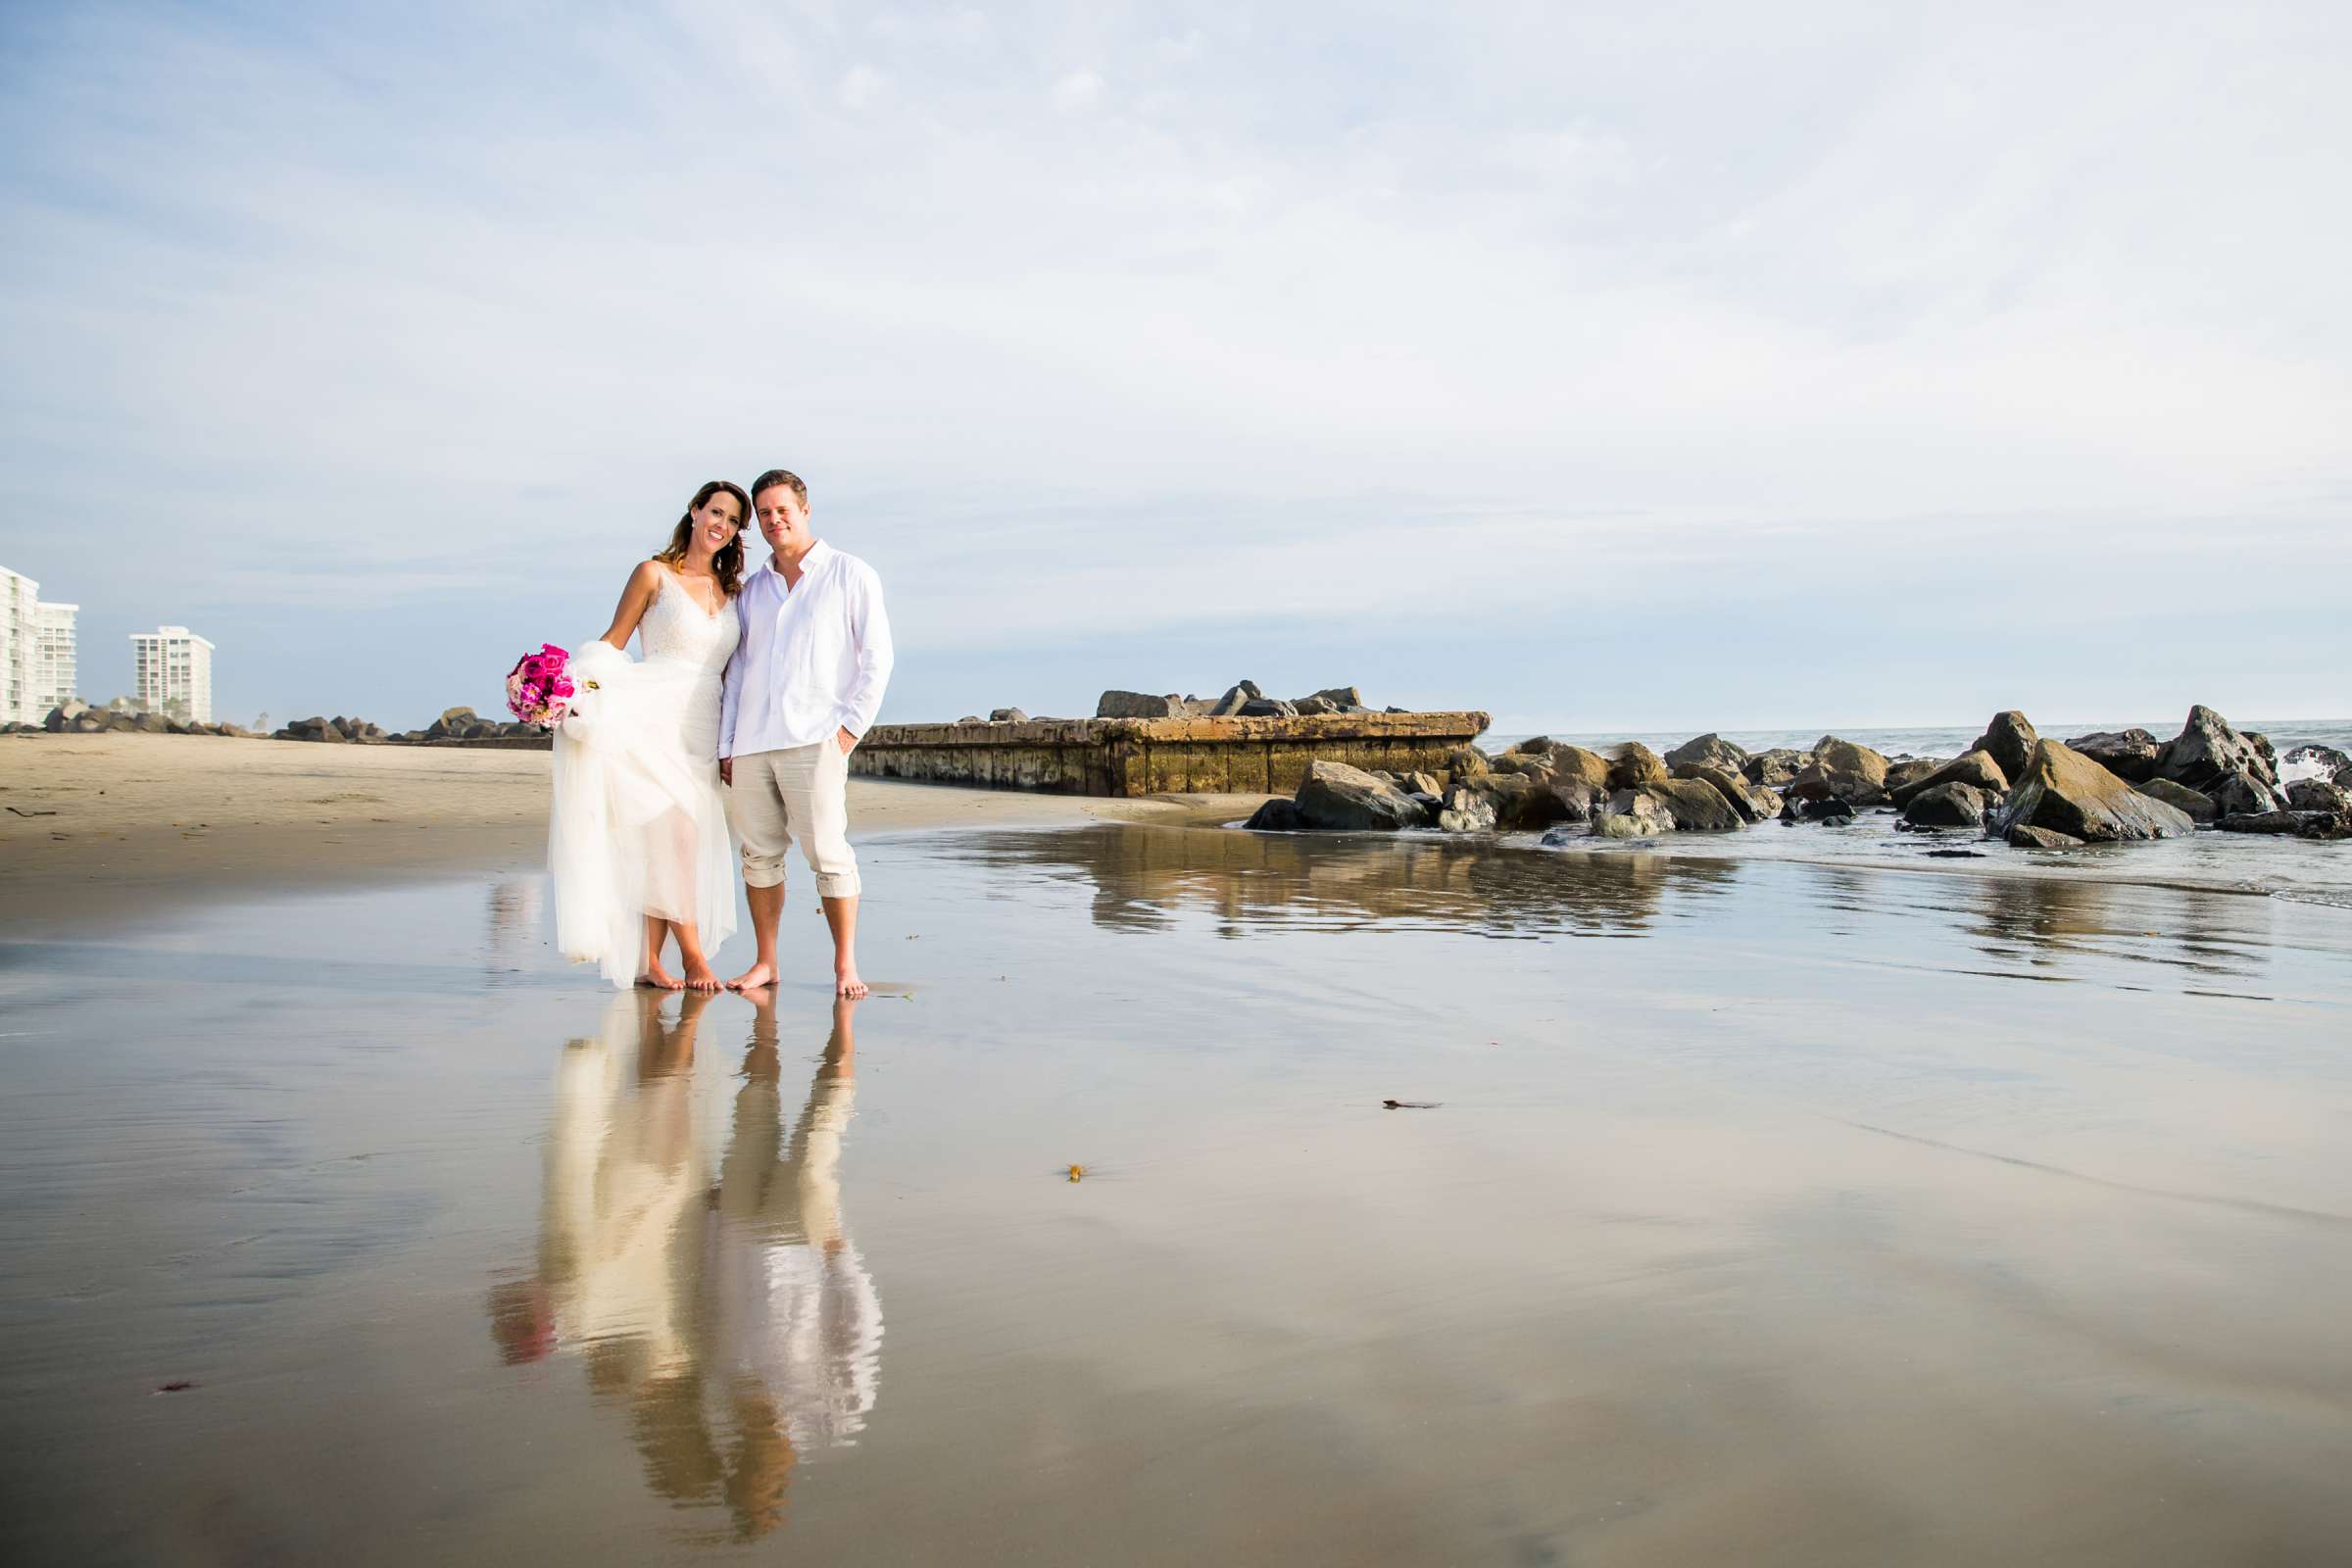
xmin=719 ymin=540 xmax=894 ymax=760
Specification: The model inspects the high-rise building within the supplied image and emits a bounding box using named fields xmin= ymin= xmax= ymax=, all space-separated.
xmin=1 ymin=564 xmax=34 ymax=724
xmin=131 ymin=625 xmax=216 ymax=724
xmin=31 ymin=601 xmax=77 ymax=714
xmin=2 ymin=566 xmax=84 ymax=724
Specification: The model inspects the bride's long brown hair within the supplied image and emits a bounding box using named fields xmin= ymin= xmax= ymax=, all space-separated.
xmin=653 ymin=479 xmax=751 ymax=598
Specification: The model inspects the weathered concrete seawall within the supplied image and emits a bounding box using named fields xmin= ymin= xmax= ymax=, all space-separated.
xmin=850 ymin=711 xmax=1491 ymax=797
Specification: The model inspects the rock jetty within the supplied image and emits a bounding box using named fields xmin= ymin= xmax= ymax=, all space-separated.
xmin=1239 ymin=705 xmax=2348 ymax=849
xmin=1088 ymin=682 xmax=1391 ymax=721
xmin=10 ymin=699 xmax=547 ymax=746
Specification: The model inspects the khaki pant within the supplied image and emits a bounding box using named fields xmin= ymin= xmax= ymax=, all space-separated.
xmin=726 ymin=742 xmax=859 ymax=899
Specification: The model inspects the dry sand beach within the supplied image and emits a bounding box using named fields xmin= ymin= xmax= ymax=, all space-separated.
xmin=4 ymin=734 xmax=2352 ymax=1565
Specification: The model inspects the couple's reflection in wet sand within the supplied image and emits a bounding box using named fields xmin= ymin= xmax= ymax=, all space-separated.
xmin=489 ymin=988 xmax=879 ymax=1542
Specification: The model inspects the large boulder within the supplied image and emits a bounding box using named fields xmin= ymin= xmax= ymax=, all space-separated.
xmin=1207 ymin=681 xmax=1263 ymax=717
xmin=1903 ymin=781 xmax=1988 ymax=829
xmin=1242 ymin=798 xmax=1303 ymax=831
xmin=1299 ymin=686 xmax=1363 ymax=710
xmin=42 ymin=701 xmax=90 ymax=733
xmin=1436 ymin=785 xmax=1497 ymax=834
xmin=2209 ymin=770 xmax=2284 ymax=817
xmin=1642 ymin=778 xmax=1742 ymax=832
xmin=1442 ymin=746 xmax=1491 ymax=784
xmin=1604 ymin=742 xmax=1667 ymax=791
xmin=1477 ymin=773 xmax=1588 ymax=831
xmin=2064 ymin=728 xmax=2161 ymax=783
xmin=1786 ymin=738 xmax=1891 ymax=806
xmin=1237 ymin=698 xmax=1299 ymax=717
xmin=1887 ymin=750 xmax=2008 ymax=807
xmin=2156 ymin=707 xmax=2278 ymax=796
xmin=1884 ymin=758 xmax=1950 ymax=796
xmin=1995 ymin=740 xmax=2195 ymax=843
xmin=1528 ymin=743 xmax=1609 ymax=793
xmin=2006 ymin=823 xmax=2084 ymax=850
xmin=1545 ymin=780 xmax=1600 ymax=825
xmin=1743 ymin=748 xmax=1814 ymax=788
xmin=1672 ymin=762 xmax=1773 ymax=824
xmin=1971 ymin=711 xmax=2039 ymax=781
xmin=1592 ymin=790 xmax=1673 ymax=839
xmin=1294 ymin=760 xmax=1425 ymax=831
xmin=2135 ymin=778 xmax=2217 ymax=822
xmin=1097 ymin=690 xmax=1186 ymax=719
xmin=989 ymin=707 xmax=1030 ymax=723
xmin=1291 ymin=696 xmax=1343 ymax=715
xmin=1664 ymin=733 xmax=1749 ymax=773
xmin=2286 ymin=778 xmax=2352 ymax=813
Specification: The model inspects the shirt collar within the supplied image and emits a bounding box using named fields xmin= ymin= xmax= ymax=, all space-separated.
xmin=764 ymin=538 xmax=833 ymax=581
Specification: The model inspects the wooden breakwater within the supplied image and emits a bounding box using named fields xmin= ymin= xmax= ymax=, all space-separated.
xmin=848 ymin=710 xmax=1491 ymax=798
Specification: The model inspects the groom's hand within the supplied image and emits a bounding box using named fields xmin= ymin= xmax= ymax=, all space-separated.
xmin=836 ymin=726 xmax=858 ymax=756
xmin=718 ymin=757 xmax=733 ymax=786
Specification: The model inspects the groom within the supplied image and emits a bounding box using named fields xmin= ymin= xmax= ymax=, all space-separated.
xmin=718 ymin=468 xmax=894 ymax=999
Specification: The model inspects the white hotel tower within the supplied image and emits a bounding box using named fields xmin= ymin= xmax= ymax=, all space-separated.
xmin=131 ymin=625 xmax=215 ymax=724
xmin=2 ymin=564 xmax=79 ymax=725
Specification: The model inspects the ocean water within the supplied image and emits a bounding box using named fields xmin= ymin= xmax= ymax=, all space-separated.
xmin=1487 ymin=717 xmax=2352 ymax=767
xmin=5 ymin=825 xmax=2352 ymax=1565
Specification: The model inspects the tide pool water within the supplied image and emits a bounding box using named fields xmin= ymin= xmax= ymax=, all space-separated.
xmin=4 ymin=825 xmax=2350 ymax=1565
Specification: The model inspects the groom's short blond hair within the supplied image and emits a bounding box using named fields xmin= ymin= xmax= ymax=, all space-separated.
xmin=752 ymin=468 xmax=808 ymax=509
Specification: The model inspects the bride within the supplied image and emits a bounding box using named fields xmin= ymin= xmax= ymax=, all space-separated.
xmin=549 ymin=480 xmax=748 ymax=990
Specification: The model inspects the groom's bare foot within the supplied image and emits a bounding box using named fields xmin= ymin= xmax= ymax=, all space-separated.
xmin=834 ymin=962 xmax=868 ymax=1001
xmin=681 ymin=958 xmax=722 ymax=993
xmin=726 ymin=961 xmax=777 ymax=992
xmin=637 ymin=964 xmax=684 ymax=991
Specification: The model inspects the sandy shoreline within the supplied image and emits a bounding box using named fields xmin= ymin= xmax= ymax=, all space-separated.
xmin=0 ymin=735 xmax=1265 ymax=934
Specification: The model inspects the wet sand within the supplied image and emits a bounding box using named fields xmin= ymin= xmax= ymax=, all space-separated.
xmin=4 ymin=816 xmax=2350 ymax=1565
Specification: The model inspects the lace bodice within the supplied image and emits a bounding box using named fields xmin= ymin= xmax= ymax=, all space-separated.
xmin=638 ymin=564 xmax=741 ymax=677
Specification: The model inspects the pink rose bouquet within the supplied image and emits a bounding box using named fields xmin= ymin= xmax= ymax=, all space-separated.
xmin=505 ymin=644 xmax=574 ymax=726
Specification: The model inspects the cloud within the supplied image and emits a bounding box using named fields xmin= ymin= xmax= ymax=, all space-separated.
xmin=840 ymin=63 xmax=883 ymax=108
xmin=0 ymin=1 xmax=2346 ymax=727
xmin=1050 ymin=68 xmax=1103 ymax=112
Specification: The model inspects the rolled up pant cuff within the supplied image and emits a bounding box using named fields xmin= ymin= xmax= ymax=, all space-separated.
xmin=725 ymin=742 xmax=859 ymax=898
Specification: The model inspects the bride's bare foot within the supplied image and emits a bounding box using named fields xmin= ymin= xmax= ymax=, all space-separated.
xmin=636 ymin=964 xmax=684 ymax=991
xmin=681 ymin=957 xmax=722 ymax=993
xmin=726 ymin=961 xmax=776 ymax=992
xmin=834 ymin=961 xmax=868 ymax=1001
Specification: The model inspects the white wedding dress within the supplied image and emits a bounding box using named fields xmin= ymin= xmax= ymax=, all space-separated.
xmin=549 ymin=564 xmax=741 ymax=985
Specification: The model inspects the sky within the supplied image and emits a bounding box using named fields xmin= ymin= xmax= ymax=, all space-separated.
xmin=2 ymin=1 xmax=2347 ymax=735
